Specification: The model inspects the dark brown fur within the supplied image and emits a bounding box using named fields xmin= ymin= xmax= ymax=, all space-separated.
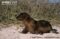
xmin=16 ymin=12 xmax=36 ymax=34
xmin=34 ymin=20 xmax=52 ymax=34
xmin=16 ymin=12 xmax=58 ymax=34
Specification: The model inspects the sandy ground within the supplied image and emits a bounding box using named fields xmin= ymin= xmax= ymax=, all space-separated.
xmin=0 ymin=24 xmax=60 ymax=39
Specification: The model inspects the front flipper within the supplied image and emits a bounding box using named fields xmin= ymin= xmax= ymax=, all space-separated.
xmin=22 ymin=28 xmax=28 ymax=34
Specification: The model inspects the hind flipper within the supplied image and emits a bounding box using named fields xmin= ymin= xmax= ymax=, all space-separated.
xmin=51 ymin=29 xmax=59 ymax=34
